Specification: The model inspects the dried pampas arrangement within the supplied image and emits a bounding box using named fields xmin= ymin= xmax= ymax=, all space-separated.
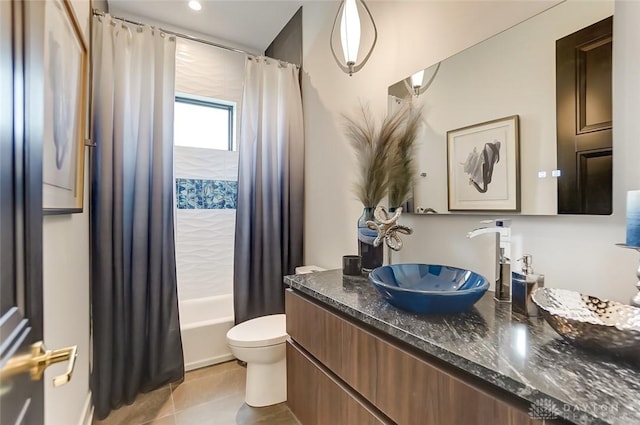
xmin=388 ymin=107 xmax=421 ymax=209
xmin=343 ymin=104 xmax=422 ymax=209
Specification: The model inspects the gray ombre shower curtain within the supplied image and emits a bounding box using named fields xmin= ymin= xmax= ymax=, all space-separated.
xmin=91 ymin=15 xmax=183 ymax=419
xmin=234 ymin=57 xmax=304 ymax=324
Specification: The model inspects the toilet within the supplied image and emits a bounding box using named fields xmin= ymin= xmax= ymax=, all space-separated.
xmin=226 ymin=267 xmax=325 ymax=407
xmin=226 ymin=314 xmax=287 ymax=407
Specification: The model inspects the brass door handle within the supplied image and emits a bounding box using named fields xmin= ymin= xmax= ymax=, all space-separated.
xmin=0 ymin=342 xmax=78 ymax=387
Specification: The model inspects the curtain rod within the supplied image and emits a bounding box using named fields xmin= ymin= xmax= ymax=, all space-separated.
xmin=91 ymin=8 xmax=300 ymax=69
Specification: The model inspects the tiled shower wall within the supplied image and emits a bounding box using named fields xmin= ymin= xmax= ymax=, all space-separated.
xmin=174 ymin=39 xmax=245 ymax=301
xmin=174 ymin=149 xmax=239 ymax=300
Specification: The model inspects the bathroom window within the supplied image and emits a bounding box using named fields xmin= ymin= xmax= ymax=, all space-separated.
xmin=174 ymin=95 xmax=235 ymax=151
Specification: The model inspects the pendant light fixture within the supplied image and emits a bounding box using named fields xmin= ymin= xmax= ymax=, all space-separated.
xmin=410 ymin=70 xmax=426 ymax=96
xmin=330 ymin=0 xmax=378 ymax=76
xmin=403 ymin=62 xmax=441 ymax=97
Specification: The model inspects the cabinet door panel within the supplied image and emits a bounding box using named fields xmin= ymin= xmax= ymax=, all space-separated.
xmin=286 ymin=342 xmax=389 ymax=425
xmin=556 ymin=16 xmax=613 ymax=215
xmin=286 ymin=288 xmax=344 ymax=369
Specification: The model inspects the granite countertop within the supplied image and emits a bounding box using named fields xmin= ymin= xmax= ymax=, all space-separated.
xmin=284 ymin=269 xmax=640 ymax=425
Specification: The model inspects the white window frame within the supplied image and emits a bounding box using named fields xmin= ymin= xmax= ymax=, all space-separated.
xmin=174 ymin=93 xmax=236 ymax=151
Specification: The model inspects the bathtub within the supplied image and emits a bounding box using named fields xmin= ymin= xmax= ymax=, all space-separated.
xmin=179 ymin=294 xmax=235 ymax=371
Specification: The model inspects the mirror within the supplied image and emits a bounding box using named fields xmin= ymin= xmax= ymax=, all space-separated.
xmin=388 ymin=0 xmax=613 ymax=215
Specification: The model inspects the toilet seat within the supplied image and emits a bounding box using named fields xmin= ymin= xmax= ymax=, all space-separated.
xmin=226 ymin=314 xmax=287 ymax=348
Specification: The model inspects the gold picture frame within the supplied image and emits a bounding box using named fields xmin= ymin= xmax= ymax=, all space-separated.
xmin=42 ymin=0 xmax=87 ymax=214
xmin=447 ymin=115 xmax=520 ymax=212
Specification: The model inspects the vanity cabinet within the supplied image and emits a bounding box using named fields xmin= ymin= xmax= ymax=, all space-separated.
xmin=285 ymin=289 xmax=548 ymax=425
xmin=287 ymin=343 xmax=389 ymax=425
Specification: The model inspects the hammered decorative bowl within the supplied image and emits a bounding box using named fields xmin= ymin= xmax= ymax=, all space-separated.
xmin=532 ymin=287 xmax=640 ymax=359
xmin=368 ymin=264 xmax=489 ymax=314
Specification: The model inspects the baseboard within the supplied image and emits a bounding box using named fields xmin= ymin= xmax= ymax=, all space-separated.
xmin=185 ymin=353 xmax=235 ymax=371
xmin=78 ymin=391 xmax=93 ymax=425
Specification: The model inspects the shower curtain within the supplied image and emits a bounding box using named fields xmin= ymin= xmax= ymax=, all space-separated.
xmin=234 ymin=58 xmax=304 ymax=324
xmin=91 ymin=15 xmax=183 ymax=419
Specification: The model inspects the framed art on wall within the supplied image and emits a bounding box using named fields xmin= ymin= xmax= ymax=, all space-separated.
xmin=447 ymin=115 xmax=520 ymax=212
xmin=42 ymin=0 xmax=87 ymax=214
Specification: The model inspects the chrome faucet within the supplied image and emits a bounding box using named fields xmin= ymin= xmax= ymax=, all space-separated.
xmin=467 ymin=220 xmax=512 ymax=303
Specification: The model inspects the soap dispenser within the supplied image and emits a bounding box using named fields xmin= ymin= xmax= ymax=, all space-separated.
xmin=511 ymin=254 xmax=544 ymax=317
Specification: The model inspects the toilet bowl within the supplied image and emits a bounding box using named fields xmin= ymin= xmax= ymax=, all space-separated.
xmin=226 ymin=314 xmax=287 ymax=407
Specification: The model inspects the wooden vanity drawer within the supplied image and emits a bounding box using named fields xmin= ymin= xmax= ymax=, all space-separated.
xmin=287 ymin=342 xmax=390 ymax=425
xmin=286 ymin=289 xmax=544 ymax=425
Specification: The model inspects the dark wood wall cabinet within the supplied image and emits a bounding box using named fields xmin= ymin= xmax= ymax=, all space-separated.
xmin=285 ymin=289 xmax=552 ymax=425
xmin=556 ymin=16 xmax=613 ymax=215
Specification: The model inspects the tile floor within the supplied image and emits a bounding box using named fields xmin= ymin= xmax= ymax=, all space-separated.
xmin=93 ymin=361 xmax=300 ymax=425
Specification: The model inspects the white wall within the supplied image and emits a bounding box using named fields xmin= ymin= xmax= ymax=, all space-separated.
xmin=42 ymin=1 xmax=96 ymax=424
xmin=174 ymin=38 xmax=245 ymax=302
xmin=302 ymin=0 xmax=639 ymax=303
xmin=43 ymin=196 xmax=90 ymax=425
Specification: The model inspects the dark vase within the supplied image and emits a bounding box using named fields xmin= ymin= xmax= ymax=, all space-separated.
xmin=357 ymin=207 xmax=383 ymax=273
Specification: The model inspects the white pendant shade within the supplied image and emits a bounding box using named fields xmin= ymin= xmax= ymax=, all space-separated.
xmin=340 ymin=0 xmax=361 ymax=64
xmin=411 ymin=70 xmax=425 ymax=88
xmin=330 ymin=0 xmax=377 ymax=75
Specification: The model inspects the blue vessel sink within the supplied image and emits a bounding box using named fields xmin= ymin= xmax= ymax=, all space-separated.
xmin=368 ymin=264 xmax=489 ymax=314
